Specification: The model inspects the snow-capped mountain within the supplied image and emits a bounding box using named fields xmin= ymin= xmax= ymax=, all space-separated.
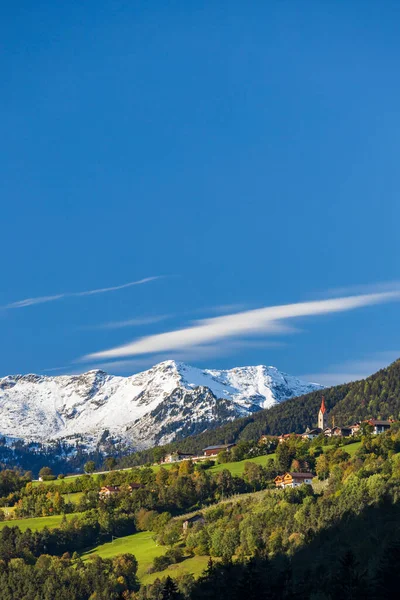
xmin=0 ymin=361 xmax=323 ymax=449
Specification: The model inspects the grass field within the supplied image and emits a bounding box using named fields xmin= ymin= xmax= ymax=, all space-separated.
xmin=83 ymin=531 xmax=166 ymax=579
xmin=209 ymin=453 xmax=276 ymax=476
xmin=0 ymin=513 xmax=69 ymax=532
xmin=208 ymin=439 xmax=361 ymax=476
xmin=62 ymin=492 xmax=84 ymax=504
xmin=341 ymin=441 xmax=361 ymax=455
xmin=141 ymin=555 xmax=209 ymax=584
xmin=82 ymin=530 xmax=208 ymax=582
xmin=32 ymin=474 xmax=85 ymax=487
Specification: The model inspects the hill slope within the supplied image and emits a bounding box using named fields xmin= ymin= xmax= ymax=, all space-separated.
xmin=126 ymin=358 xmax=400 ymax=459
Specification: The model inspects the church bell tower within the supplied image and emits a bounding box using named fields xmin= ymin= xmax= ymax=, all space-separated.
xmin=318 ymin=396 xmax=327 ymax=430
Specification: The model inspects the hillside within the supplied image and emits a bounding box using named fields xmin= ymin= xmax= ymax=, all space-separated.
xmin=122 ymin=358 xmax=400 ymax=463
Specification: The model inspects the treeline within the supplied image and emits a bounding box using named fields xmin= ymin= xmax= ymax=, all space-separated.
xmin=0 ymin=553 xmax=139 ymax=600
xmin=331 ymin=358 xmax=400 ymax=424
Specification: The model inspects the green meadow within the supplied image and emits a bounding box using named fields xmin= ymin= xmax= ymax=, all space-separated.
xmin=82 ymin=530 xmax=208 ymax=582
xmin=0 ymin=513 xmax=69 ymax=532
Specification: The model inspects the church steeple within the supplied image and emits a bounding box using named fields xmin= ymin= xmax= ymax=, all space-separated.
xmin=318 ymin=396 xmax=327 ymax=430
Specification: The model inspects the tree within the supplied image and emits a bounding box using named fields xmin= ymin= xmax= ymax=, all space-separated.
xmin=153 ymin=447 xmax=167 ymax=464
xmin=38 ymin=466 xmax=54 ymax=480
xmin=104 ymin=457 xmax=117 ymax=471
xmin=275 ymin=442 xmax=295 ymax=472
xmin=315 ymin=454 xmax=330 ymax=480
xmin=84 ymin=461 xmax=96 ymax=474
xmin=161 ymin=576 xmax=183 ymax=600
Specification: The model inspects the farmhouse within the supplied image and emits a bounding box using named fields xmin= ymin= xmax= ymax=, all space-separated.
xmin=301 ymin=428 xmax=321 ymax=441
xmin=349 ymin=422 xmax=361 ymax=436
xmin=278 ymin=433 xmax=302 ymax=444
xmin=128 ymin=483 xmax=145 ymax=491
xmin=367 ymin=419 xmax=393 ymax=434
xmin=332 ymin=426 xmax=352 ymax=437
xmin=274 ymin=472 xmax=314 ymax=488
xmin=203 ymin=444 xmax=236 ymax=457
xmin=99 ymin=485 xmax=120 ymax=498
xmin=182 ymin=514 xmax=205 ymax=532
xmin=163 ymin=451 xmax=195 ymax=463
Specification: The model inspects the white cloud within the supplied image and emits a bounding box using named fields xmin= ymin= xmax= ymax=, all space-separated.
xmin=83 ymin=290 xmax=400 ymax=362
xmin=2 ymin=276 xmax=163 ymax=310
xmin=81 ymin=314 xmax=170 ymax=330
xmin=75 ymin=339 xmax=285 ymax=375
xmin=301 ymin=351 xmax=400 ymax=387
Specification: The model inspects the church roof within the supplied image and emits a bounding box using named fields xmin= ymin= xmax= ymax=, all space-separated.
xmin=319 ymin=397 xmax=327 ymax=414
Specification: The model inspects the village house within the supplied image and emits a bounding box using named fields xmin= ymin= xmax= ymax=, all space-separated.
xmin=99 ymin=485 xmax=120 ymax=498
xmin=332 ymin=426 xmax=352 ymax=437
xmin=274 ymin=472 xmax=314 ymax=488
xmin=128 ymin=482 xmax=145 ymax=491
xmin=367 ymin=419 xmax=394 ymax=434
xmin=349 ymin=422 xmax=361 ymax=436
xmin=348 ymin=419 xmax=393 ymax=436
xmin=278 ymin=433 xmax=302 ymax=444
xmin=301 ymin=428 xmax=321 ymax=441
xmin=203 ymin=443 xmax=236 ymax=457
xmin=163 ymin=451 xmax=195 ymax=463
xmin=182 ymin=514 xmax=205 ymax=532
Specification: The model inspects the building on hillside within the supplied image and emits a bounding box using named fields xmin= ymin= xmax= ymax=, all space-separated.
xmin=128 ymin=483 xmax=145 ymax=491
xmin=163 ymin=451 xmax=195 ymax=463
xmin=301 ymin=428 xmax=321 ymax=441
xmin=203 ymin=443 xmax=236 ymax=457
xmin=274 ymin=472 xmax=314 ymax=488
xmin=278 ymin=433 xmax=302 ymax=444
xmin=332 ymin=426 xmax=352 ymax=437
xmin=349 ymin=422 xmax=361 ymax=436
xmin=182 ymin=514 xmax=205 ymax=532
xmin=318 ymin=397 xmax=328 ymax=430
xmin=99 ymin=485 xmax=120 ymax=498
xmin=348 ymin=419 xmax=393 ymax=436
xmin=367 ymin=419 xmax=394 ymax=434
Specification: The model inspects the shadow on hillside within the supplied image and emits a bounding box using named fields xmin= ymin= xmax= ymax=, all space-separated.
xmin=188 ymin=500 xmax=400 ymax=600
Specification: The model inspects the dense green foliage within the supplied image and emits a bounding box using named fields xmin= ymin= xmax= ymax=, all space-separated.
xmin=330 ymin=358 xmax=400 ymax=423
xmin=0 ymin=553 xmax=139 ymax=599
xmin=136 ymin=424 xmax=400 ymax=599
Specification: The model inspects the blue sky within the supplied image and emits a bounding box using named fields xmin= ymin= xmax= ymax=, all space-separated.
xmin=1 ymin=1 xmax=399 ymax=385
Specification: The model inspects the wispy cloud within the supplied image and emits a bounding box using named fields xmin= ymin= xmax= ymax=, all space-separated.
xmin=2 ymin=276 xmax=163 ymax=310
xmin=82 ymin=289 xmax=400 ymax=362
xmin=301 ymin=351 xmax=400 ymax=387
xmin=81 ymin=314 xmax=171 ymax=331
xmin=73 ymin=339 xmax=284 ymax=375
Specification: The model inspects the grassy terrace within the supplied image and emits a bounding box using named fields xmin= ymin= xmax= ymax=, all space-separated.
xmin=82 ymin=530 xmax=209 ymax=583
xmin=0 ymin=514 xmax=70 ymax=532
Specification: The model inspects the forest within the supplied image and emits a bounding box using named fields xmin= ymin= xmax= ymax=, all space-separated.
xmin=0 ymin=423 xmax=399 ymax=598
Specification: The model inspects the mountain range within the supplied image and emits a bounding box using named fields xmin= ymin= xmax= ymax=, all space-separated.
xmin=0 ymin=360 xmax=323 ymax=449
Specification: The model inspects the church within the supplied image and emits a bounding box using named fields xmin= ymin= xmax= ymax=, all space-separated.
xmin=300 ymin=397 xmax=328 ymax=440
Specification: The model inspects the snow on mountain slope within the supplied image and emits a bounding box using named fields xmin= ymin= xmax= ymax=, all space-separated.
xmin=0 ymin=361 xmax=323 ymax=448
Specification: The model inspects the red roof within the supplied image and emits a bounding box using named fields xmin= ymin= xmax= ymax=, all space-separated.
xmin=319 ymin=397 xmax=326 ymax=414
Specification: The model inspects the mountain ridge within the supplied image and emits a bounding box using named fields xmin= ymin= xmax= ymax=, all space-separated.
xmin=0 ymin=360 xmax=323 ymax=449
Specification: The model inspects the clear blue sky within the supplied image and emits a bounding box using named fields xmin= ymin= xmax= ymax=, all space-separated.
xmin=1 ymin=1 xmax=399 ymax=385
